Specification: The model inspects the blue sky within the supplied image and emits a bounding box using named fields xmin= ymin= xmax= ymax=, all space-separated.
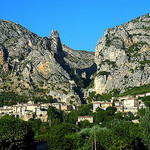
xmin=0 ymin=0 xmax=150 ymax=51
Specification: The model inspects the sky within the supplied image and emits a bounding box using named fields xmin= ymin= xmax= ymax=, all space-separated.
xmin=0 ymin=0 xmax=150 ymax=52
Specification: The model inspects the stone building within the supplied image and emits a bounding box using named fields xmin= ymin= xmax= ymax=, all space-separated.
xmin=123 ymin=98 xmax=139 ymax=115
xmin=78 ymin=116 xmax=93 ymax=123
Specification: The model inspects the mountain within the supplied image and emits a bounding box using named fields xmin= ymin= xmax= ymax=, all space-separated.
xmin=2 ymin=13 xmax=150 ymax=103
xmin=0 ymin=20 xmax=95 ymax=104
xmin=93 ymin=13 xmax=150 ymax=94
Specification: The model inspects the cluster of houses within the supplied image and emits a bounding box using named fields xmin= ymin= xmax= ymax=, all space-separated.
xmin=93 ymin=93 xmax=147 ymax=114
xmin=77 ymin=92 xmax=148 ymax=124
xmin=0 ymin=92 xmax=149 ymax=123
xmin=0 ymin=101 xmax=74 ymax=122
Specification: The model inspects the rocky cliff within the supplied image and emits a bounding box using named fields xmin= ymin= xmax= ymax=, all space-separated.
xmin=94 ymin=13 xmax=150 ymax=94
xmin=0 ymin=20 xmax=95 ymax=104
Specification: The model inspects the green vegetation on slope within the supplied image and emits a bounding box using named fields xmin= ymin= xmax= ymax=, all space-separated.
xmin=0 ymin=92 xmax=57 ymax=107
xmin=120 ymin=83 xmax=150 ymax=97
xmin=99 ymin=59 xmax=117 ymax=69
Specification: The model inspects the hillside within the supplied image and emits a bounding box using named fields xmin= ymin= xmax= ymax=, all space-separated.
xmin=0 ymin=20 xmax=95 ymax=104
xmin=93 ymin=13 xmax=150 ymax=95
xmin=1 ymin=13 xmax=150 ymax=103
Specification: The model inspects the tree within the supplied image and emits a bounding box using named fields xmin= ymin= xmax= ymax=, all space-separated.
xmin=137 ymin=108 xmax=145 ymax=118
xmin=0 ymin=115 xmax=34 ymax=150
xmin=140 ymin=108 xmax=150 ymax=148
xmin=129 ymin=123 xmax=145 ymax=149
xmin=128 ymin=112 xmax=135 ymax=121
xmin=94 ymin=109 xmax=106 ymax=124
xmin=68 ymin=110 xmax=78 ymax=124
xmin=48 ymin=123 xmax=76 ymax=150
xmin=78 ymin=120 xmax=91 ymax=129
xmin=28 ymin=118 xmax=42 ymax=138
xmin=79 ymin=104 xmax=93 ymax=116
xmin=64 ymin=133 xmax=84 ymax=150
xmin=141 ymin=96 xmax=150 ymax=107
xmin=106 ymin=106 xmax=117 ymax=115
xmin=105 ymin=120 xmax=137 ymax=149
xmin=114 ymin=112 xmax=123 ymax=120
xmin=144 ymin=100 xmax=150 ymax=107
xmin=37 ymin=122 xmax=50 ymax=141
xmin=47 ymin=106 xmax=61 ymax=126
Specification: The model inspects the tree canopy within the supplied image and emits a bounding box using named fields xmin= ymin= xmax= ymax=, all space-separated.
xmin=0 ymin=115 xmax=34 ymax=150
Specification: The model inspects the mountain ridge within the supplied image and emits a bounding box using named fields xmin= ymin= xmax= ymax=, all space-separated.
xmin=1 ymin=13 xmax=150 ymax=103
xmin=93 ymin=13 xmax=150 ymax=95
xmin=0 ymin=19 xmax=95 ymax=104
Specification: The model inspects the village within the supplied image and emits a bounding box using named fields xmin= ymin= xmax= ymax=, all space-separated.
xmin=0 ymin=92 xmax=148 ymax=123
xmin=0 ymin=101 xmax=74 ymax=122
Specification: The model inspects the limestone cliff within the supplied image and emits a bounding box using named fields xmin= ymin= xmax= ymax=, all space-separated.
xmin=94 ymin=13 xmax=150 ymax=94
xmin=0 ymin=20 xmax=95 ymax=104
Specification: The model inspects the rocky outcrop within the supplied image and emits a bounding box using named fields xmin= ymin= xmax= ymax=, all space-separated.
xmin=0 ymin=49 xmax=5 ymax=65
xmin=94 ymin=13 xmax=150 ymax=94
xmin=0 ymin=20 xmax=95 ymax=104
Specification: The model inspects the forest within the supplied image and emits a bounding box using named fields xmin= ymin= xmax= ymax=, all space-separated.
xmin=0 ymin=103 xmax=150 ymax=150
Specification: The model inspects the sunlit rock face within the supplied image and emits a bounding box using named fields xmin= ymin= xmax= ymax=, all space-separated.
xmin=94 ymin=13 xmax=150 ymax=94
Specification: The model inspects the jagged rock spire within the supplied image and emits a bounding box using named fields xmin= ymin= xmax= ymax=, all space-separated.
xmin=49 ymin=30 xmax=60 ymax=40
xmin=49 ymin=30 xmax=63 ymax=55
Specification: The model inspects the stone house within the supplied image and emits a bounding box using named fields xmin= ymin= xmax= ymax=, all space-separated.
xmin=40 ymin=103 xmax=61 ymax=111
xmin=136 ymin=94 xmax=145 ymax=98
xmin=93 ymin=102 xmax=101 ymax=112
xmin=114 ymin=101 xmax=123 ymax=112
xmin=92 ymin=101 xmax=113 ymax=111
xmin=21 ymin=111 xmax=33 ymax=121
xmin=115 ymin=106 xmax=123 ymax=112
xmin=123 ymin=98 xmax=139 ymax=115
xmin=61 ymin=104 xmax=73 ymax=111
xmin=146 ymin=92 xmax=150 ymax=96
xmin=0 ymin=108 xmax=13 ymax=114
xmin=114 ymin=101 xmax=123 ymax=107
xmin=100 ymin=102 xmax=112 ymax=110
xmin=138 ymin=100 xmax=146 ymax=109
xmin=36 ymin=108 xmax=48 ymax=122
xmin=51 ymin=103 xmax=61 ymax=110
xmin=78 ymin=116 xmax=93 ymax=123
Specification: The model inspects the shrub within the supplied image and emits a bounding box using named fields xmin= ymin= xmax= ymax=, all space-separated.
xmin=99 ymin=59 xmax=117 ymax=69
xmin=97 ymin=71 xmax=110 ymax=76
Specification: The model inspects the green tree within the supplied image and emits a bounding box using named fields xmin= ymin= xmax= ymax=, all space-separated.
xmin=37 ymin=122 xmax=50 ymax=141
xmin=106 ymin=106 xmax=117 ymax=115
xmin=129 ymin=123 xmax=145 ymax=149
xmin=0 ymin=116 xmax=34 ymax=150
xmin=144 ymin=100 xmax=150 ymax=107
xmin=141 ymin=96 xmax=150 ymax=107
xmin=94 ymin=108 xmax=106 ymax=124
xmin=64 ymin=133 xmax=84 ymax=150
xmin=79 ymin=103 xmax=93 ymax=116
xmin=140 ymin=108 xmax=150 ymax=148
xmin=68 ymin=110 xmax=78 ymax=124
xmin=128 ymin=112 xmax=135 ymax=121
xmin=137 ymin=108 xmax=145 ymax=118
xmin=105 ymin=120 xmax=136 ymax=149
xmin=47 ymin=106 xmax=61 ymax=126
xmin=114 ymin=112 xmax=123 ymax=120
xmin=28 ymin=118 xmax=42 ymax=138
xmin=78 ymin=120 xmax=91 ymax=129
xmin=48 ymin=123 xmax=77 ymax=150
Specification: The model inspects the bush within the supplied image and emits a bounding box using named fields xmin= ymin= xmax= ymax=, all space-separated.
xmin=120 ymin=83 xmax=150 ymax=96
xmin=97 ymin=71 xmax=110 ymax=76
